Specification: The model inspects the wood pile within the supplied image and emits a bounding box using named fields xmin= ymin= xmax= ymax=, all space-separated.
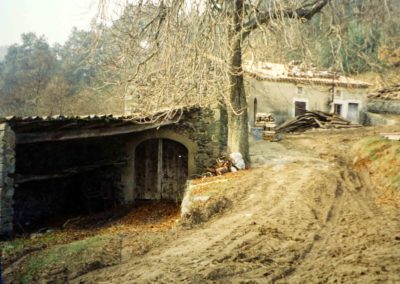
xmin=368 ymin=84 xmax=400 ymax=101
xmin=276 ymin=111 xmax=362 ymax=133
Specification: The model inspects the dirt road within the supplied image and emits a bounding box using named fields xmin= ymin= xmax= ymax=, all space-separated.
xmin=71 ymin=128 xmax=400 ymax=284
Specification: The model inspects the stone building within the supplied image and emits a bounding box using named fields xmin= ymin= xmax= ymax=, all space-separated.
xmin=0 ymin=107 xmax=226 ymax=236
xmin=244 ymin=62 xmax=371 ymax=126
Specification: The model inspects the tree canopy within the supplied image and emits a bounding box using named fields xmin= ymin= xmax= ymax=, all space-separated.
xmin=0 ymin=0 xmax=398 ymax=144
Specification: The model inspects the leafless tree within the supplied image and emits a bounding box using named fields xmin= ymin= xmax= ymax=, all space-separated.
xmin=95 ymin=0 xmax=330 ymax=162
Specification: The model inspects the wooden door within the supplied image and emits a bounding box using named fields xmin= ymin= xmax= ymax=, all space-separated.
xmin=294 ymin=101 xmax=307 ymax=116
xmin=134 ymin=139 xmax=188 ymax=201
xmin=161 ymin=139 xmax=188 ymax=200
xmin=135 ymin=139 xmax=159 ymax=199
xmin=347 ymin=103 xmax=359 ymax=122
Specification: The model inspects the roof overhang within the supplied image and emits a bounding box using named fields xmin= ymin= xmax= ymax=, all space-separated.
xmin=245 ymin=72 xmax=371 ymax=89
xmin=1 ymin=109 xmax=191 ymax=144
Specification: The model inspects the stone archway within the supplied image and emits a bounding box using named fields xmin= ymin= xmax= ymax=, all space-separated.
xmin=121 ymin=129 xmax=198 ymax=203
xmin=134 ymin=139 xmax=188 ymax=201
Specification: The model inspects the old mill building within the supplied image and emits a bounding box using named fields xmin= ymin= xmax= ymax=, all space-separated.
xmin=0 ymin=108 xmax=226 ymax=236
xmin=244 ymin=61 xmax=371 ymax=126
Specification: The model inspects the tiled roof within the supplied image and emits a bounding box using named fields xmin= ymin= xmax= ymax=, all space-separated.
xmin=244 ymin=62 xmax=371 ymax=89
xmin=0 ymin=108 xmax=197 ymax=139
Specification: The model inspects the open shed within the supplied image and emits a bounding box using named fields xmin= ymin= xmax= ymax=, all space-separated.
xmin=0 ymin=107 xmax=225 ymax=236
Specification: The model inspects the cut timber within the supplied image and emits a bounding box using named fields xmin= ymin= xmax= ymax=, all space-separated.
xmin=276 ymin=111 xmax=362 ymax=133
xmin=15 ymin=120 xmax=176 ymax=144
xmin=13 ymin=159 xmax=127 ymax=184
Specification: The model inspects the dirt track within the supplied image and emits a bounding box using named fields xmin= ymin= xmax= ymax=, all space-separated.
xmin=70 ymin=128 xmax=400 ymax=284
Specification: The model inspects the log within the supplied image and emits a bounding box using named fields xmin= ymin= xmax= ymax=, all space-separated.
xmin=276 ymin=111 xmax=362 ymax=133
xmin=13 ymin=159 xmax=127 ymax=184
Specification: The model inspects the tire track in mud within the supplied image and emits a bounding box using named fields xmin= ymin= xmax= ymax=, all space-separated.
xmin=177 ymin=170 xmax=299 ymax=281
xmin=278 ymin=151 xmax=400 ymax=283
xmin=269 ymin=152 xmax=384 ymax=283
xmin=270 ymin=174 xmax=347 ymax=283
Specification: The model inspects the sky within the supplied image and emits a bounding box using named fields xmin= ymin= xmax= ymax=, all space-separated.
xmin=0 ymin=0 xmax=99 ymax=46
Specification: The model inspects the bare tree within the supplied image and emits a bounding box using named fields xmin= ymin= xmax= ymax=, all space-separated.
xmin=95 ymin=0 xmax=330 ymax=162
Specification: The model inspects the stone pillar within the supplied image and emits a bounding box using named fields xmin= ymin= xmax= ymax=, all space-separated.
xmin=0 ymin=123 xmax=15 ymax=236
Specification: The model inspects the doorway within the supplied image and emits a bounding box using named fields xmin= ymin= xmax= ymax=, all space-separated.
xmin=347 ymin=103 xmax=359 ymax=122
xmin=253 ymin=98 xmax=258 ymax=126
xmin=134 ymin=139 xmax=188 ymax=201
xmin=294 ymin=101 xmax=307 ymax=116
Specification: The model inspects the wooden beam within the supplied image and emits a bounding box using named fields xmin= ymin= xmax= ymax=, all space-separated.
xmin=16 ymin=120 xmax=175 ymax=144
xmin=13 ymin=159 xmax=127 ymax=184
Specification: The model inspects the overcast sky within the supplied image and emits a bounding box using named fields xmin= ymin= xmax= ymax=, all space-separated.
xmin=0 ymin=0 xmax=99 ymax=46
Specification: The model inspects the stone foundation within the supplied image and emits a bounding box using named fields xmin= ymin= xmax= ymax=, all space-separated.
xmin=0 ymin=123 xmax=15 ymax=236
xmin=367 ymin=100 xmax=400 ymax=115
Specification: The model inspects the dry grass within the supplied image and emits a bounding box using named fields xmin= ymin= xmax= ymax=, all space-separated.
xmin=353 ymin=136 xmax=400 ymax=207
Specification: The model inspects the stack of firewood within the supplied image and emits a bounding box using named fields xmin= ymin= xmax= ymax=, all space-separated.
xmin=276 ymin=111 xmax=362 ymax=133
xmin=368 ymin=84 xmax=400 ymax=100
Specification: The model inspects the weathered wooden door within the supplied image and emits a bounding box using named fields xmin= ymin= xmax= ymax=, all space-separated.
xmin=347 ymin=103 xmax=359 ymax=122
xmin=135 ymin=139 xmax=159 ymax=199
xmin=294 ymin=101 xmax=306 ymax=116
xmin=161 ymin=139 xmax=188 ymax=200
xmin=134 ymin=139 xmax=188 ymax=201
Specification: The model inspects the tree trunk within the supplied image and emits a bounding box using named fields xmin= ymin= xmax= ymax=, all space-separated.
xmin=226 ymin=0 xmax=250 ymax=164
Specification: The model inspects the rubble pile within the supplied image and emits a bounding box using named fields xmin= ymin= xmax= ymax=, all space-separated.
xmin=276 ymin=111 xmax=362 ymax=133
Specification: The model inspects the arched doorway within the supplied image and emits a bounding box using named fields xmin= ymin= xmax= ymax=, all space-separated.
xmin=134 ymin=139 xmax=188 ymax=201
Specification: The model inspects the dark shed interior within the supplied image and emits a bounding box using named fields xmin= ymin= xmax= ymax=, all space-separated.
xmin=1 ymin=114 xmax=184 ymax=233
xmin=13 ymin=136 xmax=126 ymax=232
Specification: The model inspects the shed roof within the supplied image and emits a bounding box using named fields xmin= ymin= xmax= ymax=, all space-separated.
xmin=1 ymin=108 xmax=192 ymax=144
xmin=243 ymin=62 xmax=371 ymax=89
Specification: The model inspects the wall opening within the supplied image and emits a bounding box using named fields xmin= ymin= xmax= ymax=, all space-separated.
xmin=294 ymin=100 xmax=307 ymax=116
xmin=334 ymin=103 xmax=343 ymax=115
xmin=347 ymin=102 xmax=359 ymax=122
xmin=135 ymin=139 xmax=188 ymax=201
xmin=253 ymin=98 xmax=258 ymax=126
xmin=13 ymin=136 xmax=126 ymax=233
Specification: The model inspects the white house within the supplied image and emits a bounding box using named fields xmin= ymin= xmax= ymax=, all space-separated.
xmin=244 ymin=61 xmax=371 ymax=126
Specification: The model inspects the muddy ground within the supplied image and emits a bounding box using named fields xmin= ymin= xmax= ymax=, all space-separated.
xmin=3 ymin=126 xmax=400 ymax=283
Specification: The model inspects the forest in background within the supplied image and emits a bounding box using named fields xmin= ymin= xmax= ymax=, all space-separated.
xmin=0 ymin=0 xmax=399 ymax=117
xmin=0 ymin=30 xmax=124 ymax=117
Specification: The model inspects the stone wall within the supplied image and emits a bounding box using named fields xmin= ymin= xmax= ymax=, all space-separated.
xmin=168 ymin=107 xmax=226 ymax=174
xmin=0 ymin=123 xmax=15 ymax=236
xmin=367 ymin=100 xmax=400 ymax=115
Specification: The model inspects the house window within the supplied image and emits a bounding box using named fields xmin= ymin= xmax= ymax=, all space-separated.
xmin=334 ymin=104 xmax=342 ymax=115
xmin=294 ymin=101 xmax=307 ymax=116
xmin=297 ymin=87 xmax=303 ymax=94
